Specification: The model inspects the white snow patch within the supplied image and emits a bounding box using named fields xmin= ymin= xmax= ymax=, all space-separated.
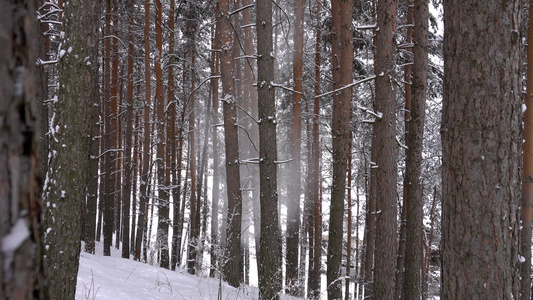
xmin=2 ymin=218 xmax=30 ymax=272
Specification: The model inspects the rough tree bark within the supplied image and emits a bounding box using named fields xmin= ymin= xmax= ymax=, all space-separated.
xmin=521 ymin=1 xmax=533 ymax=299
xmin=327 ymin=0 xmax=353 ymax=299
xmin=402 ymin=0 xmax=428 ymax=298
xmin=218 ymin=0 xmax=244 ymax=287
xmin=42 ymin=0 xmax=100 ymax=297
xmin=442 ymin=0 xmax=521 ymax=298
xmin=372 ymin=0 xmax=398 ymax=298
xmin=256 ymin=0 xmax=283 ymax=298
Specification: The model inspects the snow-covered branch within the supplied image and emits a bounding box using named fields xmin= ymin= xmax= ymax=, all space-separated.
xmin=270 ymin=82 xmax=303 ymax=95
xmin=315 ymin=75 xmax=376 ymax=99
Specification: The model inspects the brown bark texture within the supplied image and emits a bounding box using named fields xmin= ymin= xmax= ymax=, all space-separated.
xmin=256 ymin=0 xmax=283 ymax=298
xmin=219 ymin=0 xmax=244 ymax=287
xmin=372 ymin=0 xmax=398 ymax=298
xmin=154 ymin=0 xmax=170 ymax=269
xmin=327 ymin=0 xmax=353 ymax=299
xmin=286 ymin=0 xmax=305 ymax=295
xmin=442 ymin=0 xmax=521 ymax=298
xmin=521 ymin=1 xmax=533 ymax=299
xmin=308 ymin=1 xmax=322 ymax=297
xmin=402 ymin=0 xmax=428 ymax=298
xmin=42 ymin=0 xmax=100 ymax=297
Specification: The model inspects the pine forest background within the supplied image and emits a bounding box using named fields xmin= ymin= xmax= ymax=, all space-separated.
xmin=2 ymin=0 xmax=532 ymax=299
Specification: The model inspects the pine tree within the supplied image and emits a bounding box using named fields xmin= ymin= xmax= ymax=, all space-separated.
xmin=442 ymin=0 xmax=521 ymax=297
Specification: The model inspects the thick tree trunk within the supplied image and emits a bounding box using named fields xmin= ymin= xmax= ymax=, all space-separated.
xmin=42 ymin=0 xmax=100 ymax=297
xmin=402 ymin=0 xmax=428 ymax=298
xmin=442 ymin=0 xmax=521 ymax=298
xmin=372 ymin=0 xmax=398 ymax=298
xmin=256 ymin=0 xmax=283 ymax=298
xmin=327 ymin=0 xmax=353 ymax=299
xmin=0 ymin=1 xmax=48 ymax=298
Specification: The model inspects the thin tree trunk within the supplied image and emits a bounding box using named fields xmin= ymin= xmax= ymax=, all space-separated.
xmin=308 ymin=1 xmax=322 ymax=297
xmin=121 ymin=11 xmax=135 ymax=259
xmin=135 ymin=0 xmax=152 ymax=262
xmin=166 ymin=0 xmax=177 ymax=271
xmin=154 ymin=0 xmax=170 ymax=269
xmin=346 ymin=132 xmax=353 ymax=300
xmin=112 ymin=2 xmax=121 ymax=250
xmin=521 ymin=1 xmax=533 ymax=299
xmin=209 ymin=18 xmax=221 ymax=278
xmin=395 ymin=2 xmax=413 ymax=298
xmin=218 ymin=0 xmax=244 ymax=286
xmin=286 ymin=0 xmax=305 ymax=295
xmin=186 ymin=6 xmax=199 ymax=274
xmin=131 ymin=108 xmax=140 ymax=255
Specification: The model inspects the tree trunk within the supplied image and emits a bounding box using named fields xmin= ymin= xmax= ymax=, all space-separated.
xmin=308 ymin=1 xmax=322 ymax=298
xmin=154 ymin=0 xmax=170 ymax=269
xmin=209 ymin=18 xmax=221 ymax=278
xmin=402 ymin=0 xmax=428 ymax=298
xmin=345 ymin=133 xmax=353 ymax=300
xmin=135 ymin=0 xmax=152 ymax=262
xmin=327 ymin=0 xmax=353 ymax=299
xmin=372 ymin=0 xmax=398 ymax=298
xmin=256 ymin=0 xmax=283 ymax=298
xmin=103 ymin=0 xmax=116 ymax=257
xmin=521 ymin=1 xmax=533 ymax=299
xmin=166 ymin=0 xmax=177 ymax=271
xmin=241 ymin=0 xmax=261 ymax=274
xmin=395 ymin=2 xmax=413 ymax=298
xmin=42 ymin=0 xmax=100 ymax=297
xmin=122 ymin=11 xmax=135 ymax=259
xmin=0 ymin=1 xmax=48 ymax=297
xmin=219 ymin=0 xmax=244 ymax=287
xmin=442 ymin=0 xmax=521 ymax=298
xmin=286 ymin=0 xmax=305 ymax=295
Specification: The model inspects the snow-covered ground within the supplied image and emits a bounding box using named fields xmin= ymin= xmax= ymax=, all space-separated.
xmin=75 ymin=244 xmax=302 ymax=300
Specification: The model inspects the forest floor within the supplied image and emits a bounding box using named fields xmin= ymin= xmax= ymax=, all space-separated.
xmin=75 ymin=243 xmax=303 ymax=300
